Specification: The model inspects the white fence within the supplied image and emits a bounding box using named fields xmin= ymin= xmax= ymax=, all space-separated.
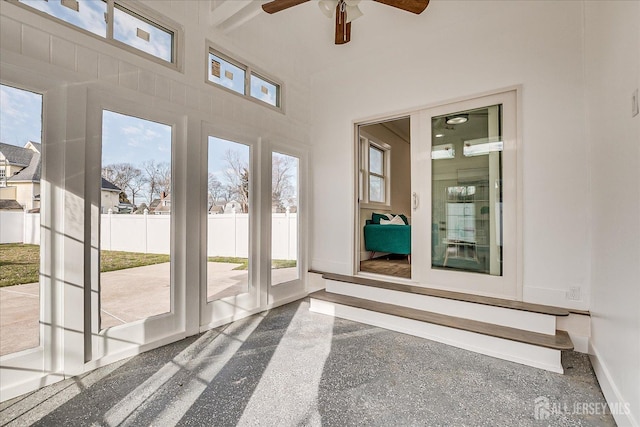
xmin=0 ymin=211 xmax=297 ymax=260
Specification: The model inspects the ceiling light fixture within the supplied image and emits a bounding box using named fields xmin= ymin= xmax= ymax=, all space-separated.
xmin=319 ymin=0 xmax=363 ymax=23
xmin=446 ymin=114 xmax=468 ymax=125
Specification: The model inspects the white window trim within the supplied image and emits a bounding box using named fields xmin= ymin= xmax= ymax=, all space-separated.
xmin=8 ymin=0 xmax=184 ymax=71
xmin=205 ymin=42 xmax=284 ymax=114
xmin=359 ymin=133 xmax=391 ymax=209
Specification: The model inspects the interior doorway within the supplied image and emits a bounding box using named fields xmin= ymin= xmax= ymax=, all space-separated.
xmin=357 ymin=117 xmax=412 ymax=279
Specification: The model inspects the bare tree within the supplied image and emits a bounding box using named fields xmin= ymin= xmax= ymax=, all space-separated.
xmin=272 ymin=154 xmax=296 ymax=212
xmin=142 ymin=160 xmax=171 ymax=203
xmin=102 ymin=163 xmax=144 ymax=205
xmin=208 ymin=173 xmax=225 ymax=208
xmin=223 ymin=149 xmax=249 ymax=212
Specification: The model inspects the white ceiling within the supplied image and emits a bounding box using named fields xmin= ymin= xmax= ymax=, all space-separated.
xmin=209 ymin=0 xmax=439 ymax=76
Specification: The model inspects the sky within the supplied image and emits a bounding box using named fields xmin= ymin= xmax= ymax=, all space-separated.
xmin=1 ymin=83 xmax=246 ymax=186
xmin=0 ymin=85 xmax=42 ymax=146
xmin=20 ymin=0 xmax=172 ymax=62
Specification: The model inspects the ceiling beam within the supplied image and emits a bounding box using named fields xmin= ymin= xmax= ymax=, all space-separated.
xmin=209 ymin=0 xmax=255 ymax=28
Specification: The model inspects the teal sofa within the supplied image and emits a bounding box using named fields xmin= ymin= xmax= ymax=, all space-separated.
xmin=363 ymin=214 xmax=411 ymax=256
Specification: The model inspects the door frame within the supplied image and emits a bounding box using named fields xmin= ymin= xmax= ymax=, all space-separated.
xmin=85 ymin=87 xmax=189 ymax=368
xmin=199 ymin=124 xmax=261 ymax=330
xmin=353 ymin=86 xmax=523 ymax=300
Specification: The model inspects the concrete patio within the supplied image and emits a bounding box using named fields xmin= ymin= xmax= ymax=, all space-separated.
xmin=0 ymin=263 xmax=297 ymax=356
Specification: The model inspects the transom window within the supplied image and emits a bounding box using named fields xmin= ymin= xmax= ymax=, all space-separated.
xmin=16 ymin=0 xmax=180 ymax=67
xmin=207 ymin=45 xmax=282 ymax=111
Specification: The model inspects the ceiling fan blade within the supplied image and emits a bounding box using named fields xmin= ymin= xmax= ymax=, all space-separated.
xmin=373 ymin=0 xmax=429 ymax=14
xmin=335 ymin=2 xmax=351 ymax=44
xmin=262 ymin=0 xmax=310 ymax=14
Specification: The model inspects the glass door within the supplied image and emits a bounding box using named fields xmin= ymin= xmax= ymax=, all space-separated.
xmin=0 ymin=83 xmax=58 ymax=399
xmin=411 ymin=90 xmax=519 ymax=299
xmin=89 ymin=98 xmax=186 ymax=362
xmin=267 ymin=144 xmax=306 ymax=304
xmin=200 ymin=130 xmax=259 ymax=329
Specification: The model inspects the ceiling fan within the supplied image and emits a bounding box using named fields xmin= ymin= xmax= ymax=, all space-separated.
xmin=261 ymin=0 xmax=430 ymax=45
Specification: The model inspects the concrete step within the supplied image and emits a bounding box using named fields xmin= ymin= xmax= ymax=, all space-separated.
xmin=309 ymin=290 xmax=573 ymax=373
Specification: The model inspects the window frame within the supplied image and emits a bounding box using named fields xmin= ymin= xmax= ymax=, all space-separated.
xmin=359 ymin=134 xmax=391 ymax=208
xmin=9 ymin=0 xmax=184 ymax=71
xmin=205 ymin=42 xmax=284 ymax=113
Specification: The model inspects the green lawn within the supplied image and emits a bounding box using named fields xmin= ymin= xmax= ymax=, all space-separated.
xmin=0 ymin=244 xmax=296 ymax=287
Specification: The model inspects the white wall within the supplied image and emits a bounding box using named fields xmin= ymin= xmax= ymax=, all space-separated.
xmin=310 ymin=1 xmax=590 ymax=309
xmin=585 ymin=2 xmax=640 ymax=426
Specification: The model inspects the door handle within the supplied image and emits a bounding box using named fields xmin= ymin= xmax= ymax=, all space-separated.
xmin=412 ymin=192 xmax=419 ymax=210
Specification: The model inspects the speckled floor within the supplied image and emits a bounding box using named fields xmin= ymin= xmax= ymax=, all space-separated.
xmin=0 ymin=298 xmax=615 ymax=427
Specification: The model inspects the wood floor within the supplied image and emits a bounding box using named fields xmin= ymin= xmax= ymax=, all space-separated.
xmin=359 ymin=255 xmax=411 ymax=279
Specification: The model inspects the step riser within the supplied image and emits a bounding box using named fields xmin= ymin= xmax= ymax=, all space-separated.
xmin=310 ymin=298 xmax=564 ymax=374
xmin=326 ymin=280 xmax=557 ymax=335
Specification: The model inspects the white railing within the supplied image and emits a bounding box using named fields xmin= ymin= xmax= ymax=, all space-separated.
xmin=1 ymin=211 xmax=298 ymax=260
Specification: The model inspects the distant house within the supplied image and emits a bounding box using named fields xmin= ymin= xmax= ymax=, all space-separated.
xmin=223 ymin=200 xmax=243 ymax=213
xmin=149 ymin=191 xmax=171 ymax=215
xmin=0 ymin=141 xmax=121 ymax=212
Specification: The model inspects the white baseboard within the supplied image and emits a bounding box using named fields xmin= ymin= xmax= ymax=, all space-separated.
xmin=0 ymin=371 xmax=65 ymax=403
xmin=589 ymin=342 xmax=638 ymax=427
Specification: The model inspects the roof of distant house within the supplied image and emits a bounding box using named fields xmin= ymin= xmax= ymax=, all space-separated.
xmin=0 ymin=199 xmax=24 ymax=210
xmin=9 ymin=151 xmax=41 ymax=182
xmin=0 ymin=142 xmax=35 ymax=167
xmin=101 ymin=177 xmax=121 ymax=192
xmin=1 ymin=141 xmax=121 ymax=190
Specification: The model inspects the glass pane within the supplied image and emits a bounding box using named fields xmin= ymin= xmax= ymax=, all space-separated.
xmin=113 ymin=5 xmax=173 ymax=63
xmin=271 ymin=152 xmax=299 ymax=285
xmin=431 ymin=105 xmax=503 ymax=276
xmin=369 ymin=146 xmax=383 ymax=175
xmin=20 ymin=0 xmax=107 ymax=37
xmin=208 ymin=53 xmax=246 ymax=95
xmin=369 ymin=175 xmax=384 ymax=203
xmin=0 ymin=84 xmax=43 ymax=356
xmin=100 ymin=111 xmax=172 ymax=329
xmin=250 ymin=74 xmax=278 ymax=107
xmin=207 ymin=137 xmax=250 ymax=301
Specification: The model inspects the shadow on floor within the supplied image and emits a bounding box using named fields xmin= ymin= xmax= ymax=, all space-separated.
xmin=2 ymin=299 xmax=616 ymax=427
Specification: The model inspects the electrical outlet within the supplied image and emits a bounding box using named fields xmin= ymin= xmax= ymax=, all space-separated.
xmin=633 ymin=89 xmax=639 ymax=118
xmin=567 ymin=286 xmax=581 ymax=301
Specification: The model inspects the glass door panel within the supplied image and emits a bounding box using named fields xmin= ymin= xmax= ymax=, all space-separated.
xmin=411 ymin=90 xmax=518 ymax=299
xmin=100 ymin=110 xmax=172 ymax=329
xmin=431 ymin=105 xmax=502 ymax=276
xmin=271 ymin=152 xmax=299 ymax=286
xmin=0 ymin=84 xmax=43 ymax=356
xmin=206 ymin=137 xmax=250 ymax=302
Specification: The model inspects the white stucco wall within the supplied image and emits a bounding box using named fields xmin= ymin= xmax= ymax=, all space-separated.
xmin=585 ymin=2 xmax=640 ymax=426
xmin=310 ymin=1 xmax=590 ymax=310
